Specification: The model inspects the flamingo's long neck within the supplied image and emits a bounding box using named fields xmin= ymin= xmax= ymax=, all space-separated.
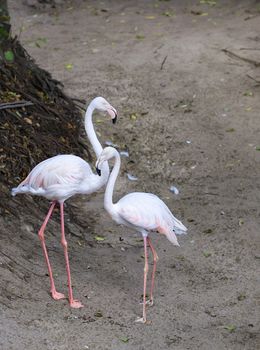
xmin=85 ymin=104 xmax=109 ymax=180
xmin=104 ymin=151 xmax=121 ymax=213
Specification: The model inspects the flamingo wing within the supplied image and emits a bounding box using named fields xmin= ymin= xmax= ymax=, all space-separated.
xmin=30 ymin=155 xmax=91 ymax=188
xmin=16 ymin=155 xmax=93 ymax=192
xmin=117 ymin=192 xmax=187 ymax=235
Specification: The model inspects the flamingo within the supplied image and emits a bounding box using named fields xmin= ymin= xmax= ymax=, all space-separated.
xmin=11 ymin=97 xmax=117 ymax=308
xmin=96 ymin=147 xmax=187 ymax=323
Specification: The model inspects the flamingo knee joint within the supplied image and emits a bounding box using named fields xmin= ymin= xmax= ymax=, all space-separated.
xmin=61 ymin=239 xmax=68 ymax=248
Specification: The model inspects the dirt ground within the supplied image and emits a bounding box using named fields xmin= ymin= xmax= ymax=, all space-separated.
xmin=0 ymin=0 xmax=259 ymax=349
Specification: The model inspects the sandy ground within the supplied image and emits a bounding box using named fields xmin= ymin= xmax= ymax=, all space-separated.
xmin=1 ymin=0 xmax=260 ymax=349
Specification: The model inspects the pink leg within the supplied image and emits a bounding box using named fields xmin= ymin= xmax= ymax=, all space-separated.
xmin=147 ymin=237 xmax=159 ymax=306
xmin=38 ymin=201 xmax=65 ymax=300
xmin=60 ymin=203 xmax=83 ymax=308
xmin=136 ymin=235 xmax=149 ymax=323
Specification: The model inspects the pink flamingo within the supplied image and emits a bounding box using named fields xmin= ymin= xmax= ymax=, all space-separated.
xmin=12 ymin=97 xmax=117 ymax=308
xmin=96 ymin=147 xmax=187 ymax=323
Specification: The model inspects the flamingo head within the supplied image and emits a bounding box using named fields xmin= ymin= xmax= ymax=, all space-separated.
xmin=92 ymin=97 xmax=117 ymax=124
xmin=96 ymin=146 xmax=117 ymax=176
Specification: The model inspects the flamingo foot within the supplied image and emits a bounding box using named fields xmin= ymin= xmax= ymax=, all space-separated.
xmin=70 ymin=299 xmax=84 ymax=308
xmin=135 ymin=317 xmax=147 ymax=324
xmin=51 ymin=290 xmax=66 ymax=300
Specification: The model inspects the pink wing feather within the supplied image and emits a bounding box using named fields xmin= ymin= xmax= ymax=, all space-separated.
xmin=22 ymin=155 xmax=92 ymax=190
xmin=12 ymin=154 xmax=93 ymax=200
xmin=117 ymin=192 xmax=187 ymax=245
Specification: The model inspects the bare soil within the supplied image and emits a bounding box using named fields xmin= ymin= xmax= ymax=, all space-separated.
xmin=1 ymin=1 xmax=260 ymax=349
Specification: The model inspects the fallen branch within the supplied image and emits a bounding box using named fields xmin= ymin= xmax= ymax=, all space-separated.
xmin=222 ymin=48 xmax=260 ymax=67
xmin=0 ymin=100 xmax=33 ymax=110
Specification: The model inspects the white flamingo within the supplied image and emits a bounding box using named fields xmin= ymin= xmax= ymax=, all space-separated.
xmin=12 ymin=97 xmax=117 ymax=308
xmin=96 ymin=146 xmax=187 ymax=323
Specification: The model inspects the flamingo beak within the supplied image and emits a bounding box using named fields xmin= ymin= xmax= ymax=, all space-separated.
xmin=108 ymin=107 xmax=117 ymax=124
xmin=112 ymin=114 xmax=117 ymax=124
xmin=95 ymin=159 xmax=102 ymax=176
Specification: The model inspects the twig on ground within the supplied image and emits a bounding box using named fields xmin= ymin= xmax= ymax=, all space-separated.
xmin=240 ymin=48 xmax=260 ymax=51
xmin=160 ymin=55 xmax=168 ymax=70
xmin=222 ymin=49 xmax=260 ymax=67
xmin=246 ymin=74 xmax=260 ymax=85
xmin=244 ymin=14 xmax=260 ymax=21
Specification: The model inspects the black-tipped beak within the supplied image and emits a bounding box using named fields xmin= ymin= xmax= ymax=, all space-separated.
xmin=96 ymin=167 xmax=101 ymax=176
xmin=112 ymin=114 xmax=117 ymax=124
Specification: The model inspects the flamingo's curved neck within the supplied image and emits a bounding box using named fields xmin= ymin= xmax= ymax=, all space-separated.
xmin=84 ymin=104 xmax=109 ymax=180
xmin=104 ymin=151 xmax=121 ymax=212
